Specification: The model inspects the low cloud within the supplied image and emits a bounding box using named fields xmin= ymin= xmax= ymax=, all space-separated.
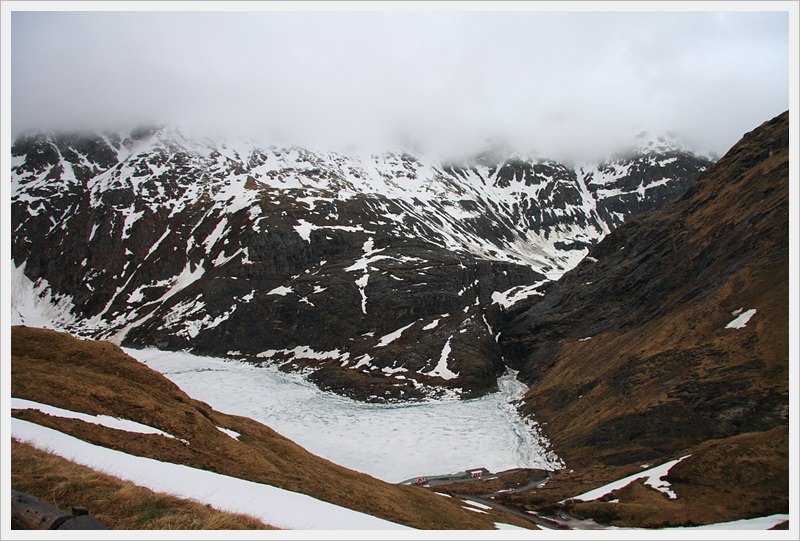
xmin=11 ymin=9 xmax=789 ymax=158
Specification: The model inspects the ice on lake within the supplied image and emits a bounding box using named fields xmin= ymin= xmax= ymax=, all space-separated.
xmin=128 ymin=348 xmax=562 ymax=482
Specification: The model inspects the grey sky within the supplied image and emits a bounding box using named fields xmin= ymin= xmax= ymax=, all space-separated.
xmin=11 ymin=8 xmax=789 ymax=158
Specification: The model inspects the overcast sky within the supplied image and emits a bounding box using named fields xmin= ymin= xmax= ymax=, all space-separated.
xmin=11 ymin=8 xmax=790 ymax=159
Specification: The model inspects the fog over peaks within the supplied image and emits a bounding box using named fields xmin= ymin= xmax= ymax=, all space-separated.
xmin=11 ymin=9 xmax=789 ymax=160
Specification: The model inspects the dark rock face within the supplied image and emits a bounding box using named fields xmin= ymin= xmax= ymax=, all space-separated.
xmin=11 ymin=126 xmax=709 ymax=401
xmin=499 ymin=111 xmax=789 ymax=465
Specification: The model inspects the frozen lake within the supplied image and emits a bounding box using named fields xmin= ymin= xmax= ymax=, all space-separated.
xmin=128 ymin=348 xmax=563 ymax=482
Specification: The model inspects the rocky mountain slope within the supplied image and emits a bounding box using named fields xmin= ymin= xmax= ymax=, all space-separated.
xmin=10 ymin=127 xmax=709 ymax=400
xmin=495 ymin=111 xmax=789 ymax=521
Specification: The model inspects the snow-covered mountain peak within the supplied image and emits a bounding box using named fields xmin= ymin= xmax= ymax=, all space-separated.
xmin=11 ymin=125 xmax=710 ymax=401
xmin=627 ymin=130 xmax=703 ymax=158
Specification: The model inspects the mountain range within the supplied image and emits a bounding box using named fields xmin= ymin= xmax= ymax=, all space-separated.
xmin=9 ymin=110 xmax=790 ymax=530
xmin=11 ymin=126 xmax=709 ymax=401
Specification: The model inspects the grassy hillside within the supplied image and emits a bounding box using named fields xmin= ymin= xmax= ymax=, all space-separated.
xmin=10 ymin=325 xmax=518 ymax=530
xmin=492 ymin=111 xmax=789 ymax=527
xmin=11 ymin=440 xmax=274 ymax=529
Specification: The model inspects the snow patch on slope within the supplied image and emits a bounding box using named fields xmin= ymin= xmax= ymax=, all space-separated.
xmin=375 ymin=321 xmax=416 ymax=347
xmin=492 ymin=281 xmax=548 ymax=308
xmin=568 ymin=455 xmax=692 ymax=502
xmin=11 ymin=263 xmax=76 ymax=330
xmin=11 ymin=397 xmax=181 ymax=441
xmin=11 ymin=418 xmax=408 ymax=530
xmin=725 ymin=308 xmax=757 ymax=329
xmin=425 ymin=337 xmax=459 ymax=380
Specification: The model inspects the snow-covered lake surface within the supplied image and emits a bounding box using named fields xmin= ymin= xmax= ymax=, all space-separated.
xmin=126 ymin=348 xmax=563 ymax=483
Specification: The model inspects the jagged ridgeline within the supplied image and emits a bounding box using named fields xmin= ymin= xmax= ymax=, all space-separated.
xmin=11 ymin=126 xmax=709 ymax=401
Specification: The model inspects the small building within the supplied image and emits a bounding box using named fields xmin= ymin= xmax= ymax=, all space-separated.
xmin=465 ymin=467 xmax=490 ymax=479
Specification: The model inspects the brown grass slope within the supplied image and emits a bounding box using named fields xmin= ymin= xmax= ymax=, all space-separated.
xmin=496 ymin=427 xmax=788 ymax=527
xmin=10 ymin=325 xmax=504 ymax=530
xmin=495 ymin=112 xmax=789 ymax=524
xmin=11 ymin=440 xmax=274 ymax=529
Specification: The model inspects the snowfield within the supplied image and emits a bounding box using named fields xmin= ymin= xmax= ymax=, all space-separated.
xmin=126 ymin=348 xmax=563 ymax=483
